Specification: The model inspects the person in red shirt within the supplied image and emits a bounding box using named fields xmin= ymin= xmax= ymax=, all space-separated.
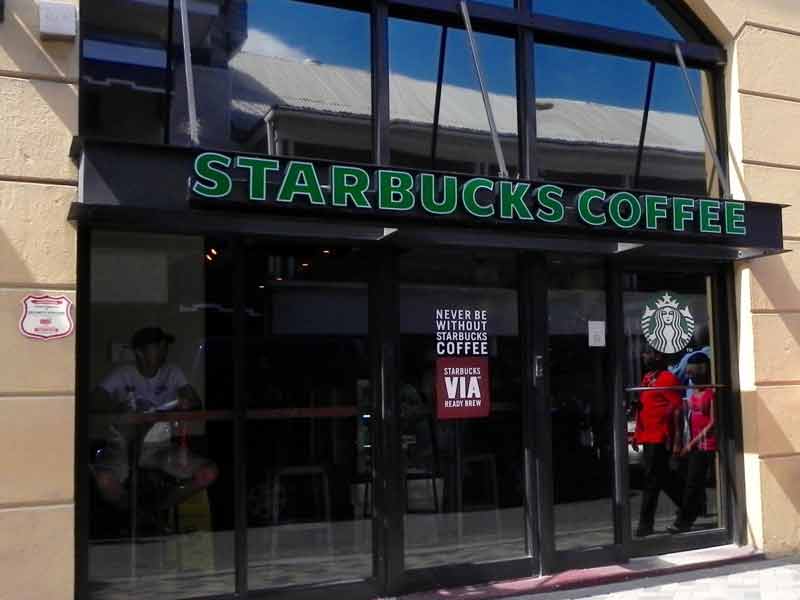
xmin=633 ymin=348 xmax=684 ymax=537
xmin=670 ymin=353 xmax=717 ymax=533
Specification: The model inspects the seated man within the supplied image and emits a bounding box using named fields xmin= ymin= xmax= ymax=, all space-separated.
xmin=91 ymin=326 xmax=218 ymax=526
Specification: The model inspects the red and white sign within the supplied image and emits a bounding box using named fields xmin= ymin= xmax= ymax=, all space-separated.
xmin=19 ymin=294 xmax=74 ymax=340
xmin=435 ymin=356 xmax=491 ymax=420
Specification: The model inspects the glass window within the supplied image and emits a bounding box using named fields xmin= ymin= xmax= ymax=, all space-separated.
xmin=389 ymin=19 xmax=518 ymax=176
xmin=535 ymin=45 xmax=649 ymax=187
xmin=623 ymin=271 xmax=722 ymax=539
xmin=81 ymin=0 xmax=372 ymax=158
xmin=638 ymin=65 xmax=719 ymax=197
xmin=535 ymin=45 xmax=719 ymax=196
xmin=80 ymin=1 xmax=170 ymax=143
xmin=172 ymin=0 xmax=372 ymax=158
xmin=533 ymin=0 xmax=687 ymax=40
xmin=243 ymin=243 xmax=373 ymax=590
xmin=547 ymin=257 xmax=614 ymax=551
xmin=397 ymin=248 xmax=527 ymax=569
xmin=87 ymin=232 xmax=234 ymax=599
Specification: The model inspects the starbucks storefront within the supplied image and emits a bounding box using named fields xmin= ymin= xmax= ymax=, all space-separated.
xmin=74 ymin=1 xmax=785 ymax=599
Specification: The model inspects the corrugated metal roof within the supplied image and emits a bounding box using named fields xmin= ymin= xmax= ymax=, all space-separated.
xmin=231 ymin=53 xmax=705 ymax=153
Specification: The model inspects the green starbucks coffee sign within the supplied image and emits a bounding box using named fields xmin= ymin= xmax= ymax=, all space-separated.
xmin=190 ymin=152 xmax=747 ymax=237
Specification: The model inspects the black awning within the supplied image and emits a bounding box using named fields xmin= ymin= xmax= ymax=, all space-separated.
xmin=72 ymin=139 xmax=786 ymax=260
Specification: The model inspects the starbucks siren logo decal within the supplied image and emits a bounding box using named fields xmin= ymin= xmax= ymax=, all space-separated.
xmin=641 ymin=292 xmax=695 ymax=354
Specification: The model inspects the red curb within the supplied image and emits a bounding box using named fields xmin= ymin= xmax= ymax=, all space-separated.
xmin=396 ymin=546 xmax=764 ymax=600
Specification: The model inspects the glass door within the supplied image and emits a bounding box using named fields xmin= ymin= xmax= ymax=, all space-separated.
xmin=393 ymin=247 xmax=533 ymax=588
xmin=546 ymin=257 xmax=622 ymax=567
xmin=544 ymin=260 xmax=730 ymax=567
xmin=243 ymin=241 xmax=376 ymax=593
xmin=621 ymin=268 xmax=728 ymax=551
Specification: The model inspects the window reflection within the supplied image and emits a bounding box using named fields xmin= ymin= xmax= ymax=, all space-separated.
xmin=175 ymin=0 xmax=373 ymax=159
xmin=87 ymin=233 xmax=235 ymax=600
xmin=638 ymin=65 xmax=719 ymax=197
xmin=389 ymin=19 xmax=518 ymax=176
xmin=533 ymin=0 xmax=687 ymax=40
xmin=535 ymin=45 xmax=718 ymax=196
xmin=80 ymin=2 xmax=170 ymax=143
xmin=547 ymin=258 xmax=614 ymax=551
xmin=624 ymin=272 xmax=721 ymax=539
xmin=398 ymin=249 xmax=527 ymax=569
xmin=535 ymin=46 xmax=649 ymax=186
xmin=82 ymin=0 xmax=373 ymax=158
xmin=244 ymin=244 xmax=373 ymax=591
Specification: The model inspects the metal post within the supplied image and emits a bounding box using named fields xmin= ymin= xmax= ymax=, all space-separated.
xmin=459 ymin=0 xmax=508 ymax=178
xmin=673 ymin=43 xmax=731 ymax=198
xmin=430 ymin=26 xmax=448 ymax=170
xmin=633 ymin=62 xmax=656 ymax=188
xmin=164 ymin=0 xmax=175 ymax=145
xmin=178 ymin=0 xmax=199 ymax=145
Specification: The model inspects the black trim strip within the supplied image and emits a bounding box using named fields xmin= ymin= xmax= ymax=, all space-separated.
xmin=75 ymin=227 xmax=91 ymax=600
xmin=385 ymin=0 xmax=725 ymax=68
xmin=232 ymin=238 xmax=247 ymax=594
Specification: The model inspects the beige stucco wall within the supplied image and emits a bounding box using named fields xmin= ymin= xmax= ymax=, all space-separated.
xmin=683 ymin=0 xmax=800 ymax=554
xmin=0 ymin=0 xmax=78 ymax=598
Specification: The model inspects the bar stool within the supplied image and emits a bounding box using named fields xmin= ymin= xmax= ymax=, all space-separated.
xmin=457 ymin=453 xmax=501 ymax=540
xmin=270 ymin=466 xmax=333 ymax=558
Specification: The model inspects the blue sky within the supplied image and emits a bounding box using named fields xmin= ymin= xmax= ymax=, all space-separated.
xmin=244 ymin=0 xmax=701 ymax=115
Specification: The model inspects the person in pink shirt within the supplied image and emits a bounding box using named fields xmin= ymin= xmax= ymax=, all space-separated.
xmin=670 ymin=353 xmax=717 ymax=533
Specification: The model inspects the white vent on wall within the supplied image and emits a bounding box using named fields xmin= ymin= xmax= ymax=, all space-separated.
xmin=39 ymin=1 xmax=77 ymax=41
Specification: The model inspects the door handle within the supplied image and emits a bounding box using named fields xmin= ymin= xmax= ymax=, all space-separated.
xmin=534 ymin=355 xmax=544 ymax=379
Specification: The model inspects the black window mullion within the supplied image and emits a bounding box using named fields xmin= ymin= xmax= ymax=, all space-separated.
xmin=521 ymin=253 xmax=551 ymax=573
xmin=232 ymin=236 xmax=248 ymax=595
xmin=654 ymin=0 xmax=718 ymax=45
xmin=530 ymin=14 xmax=723 ymax=69
xmin=75 ymin=226 xmax=92 ymax=600
xmin=715 ymin=266 xmax=745 ymax=545
xmin=372 ymin=0 xmax=391 ymax=165
xmin=163 ymin=0 xmax=175 ymax=145
xmin=383 ymin=0 xmax=724 ymax=69
xmin=516 ymin=26 xmax=536 ymax=179
xmin=430 ymin=25 xmax=448 ymax=170
xmin=712 ymin=65 xmax=730 ymax=198
xmin=370 ymin=250 xmax=402 ymax=594
xmin=371 ymin=2 xmax=400 ymax=593
xmin=519 ymin=0 xmax=540 ymax=572
xmin=607 ymin=261 xmax=632 ymax=551
xmin=633 ymin=61 xmax=657 ymax=188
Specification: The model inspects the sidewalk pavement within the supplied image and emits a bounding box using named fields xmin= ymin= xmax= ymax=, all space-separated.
xmin=507 ymin=558 xmax=800 ymax=600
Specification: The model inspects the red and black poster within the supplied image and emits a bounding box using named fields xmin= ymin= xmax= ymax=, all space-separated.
xmin=434 ymin=308 xmax=491 ymax=420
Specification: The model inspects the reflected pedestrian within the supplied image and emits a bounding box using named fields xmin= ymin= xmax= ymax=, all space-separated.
xmin=670 ymin=353 xmax=716 ymax=533
xmin=633 ymin=348 xmax=684 ymax=537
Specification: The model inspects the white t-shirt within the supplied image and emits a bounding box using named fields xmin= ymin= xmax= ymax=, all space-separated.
xmin=99 ymin=364 xmax=189 ymax=413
